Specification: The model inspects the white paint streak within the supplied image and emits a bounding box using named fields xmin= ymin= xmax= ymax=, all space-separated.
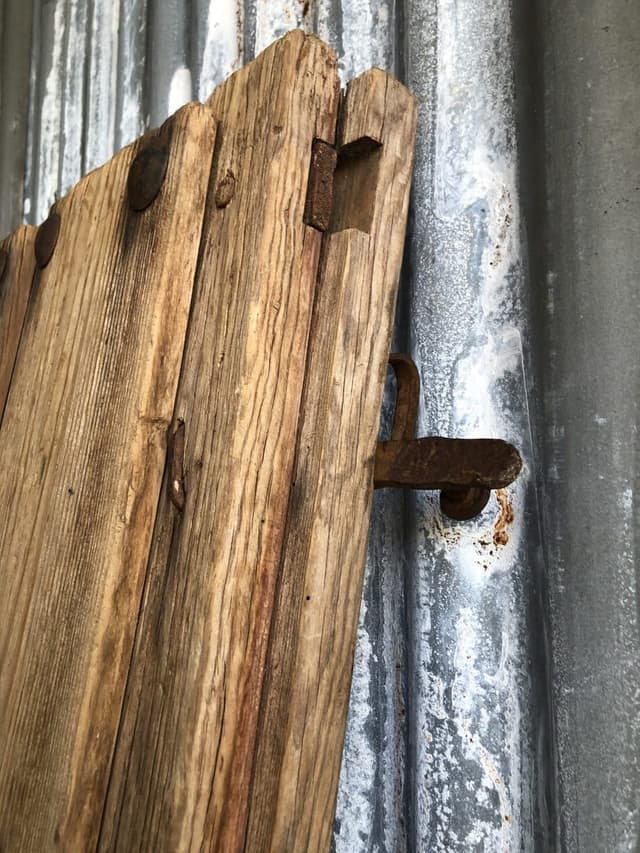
xmin=85 ymin=0 xmax=120 ymax=172
xmin=339 ymin=0 xmax=393 ymax=80
xmin=198 ymin=0 xmax=243 ymax=100
xmin=118 ymin=0 xmax=146 ymax=147
xmin=37 ymin=1 xmax=66 ymax=221
xmin=340 ymin=0 xmax=374 ymax=79
xmin=407 ymin=0 xmax=532 ymax=848
xmin=334 ymin=585 xmax=376 ymax=851
xmin=60 ymin=0 xmax=88 ymax=199
xmin=255 ymin=0 xmax=310 ymax=53
xmin=167 ymin=67 xmax=193 ymax=115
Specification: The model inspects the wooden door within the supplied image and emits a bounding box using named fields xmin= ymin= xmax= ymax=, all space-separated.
xmin=0 ymin=31 xmax=416 ymax=852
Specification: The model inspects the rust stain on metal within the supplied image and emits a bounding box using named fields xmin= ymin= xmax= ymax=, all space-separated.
xmin=127 ymin=129 xmax=170 ymax=212
xmin=493 ymin=488 xmax=514 ymax=546
xmin=34 ymin=211 xmax=61 ymax=268
xmin=168 ymin=419 xmax=186 ymax=511
xmin=303 ymin=138 xmax=337 ymax=231
xmin=215 ymin=170 xmax=236 ymax=208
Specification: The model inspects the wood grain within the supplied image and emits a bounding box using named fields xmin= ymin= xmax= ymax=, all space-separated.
xmin=99 ymin=31 xmax=340 ymax=852
xmin=0 ymin=103 xmax=215 ymax=852
xmin=245 ymin=69 xmax=417 ymax=853
xmin=0 ymin=225 xmax=36 ymax=414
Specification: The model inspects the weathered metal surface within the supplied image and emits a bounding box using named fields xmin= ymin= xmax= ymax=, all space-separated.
xmin=517 ymin=1 xmax=640 ymax=849
xmin=1 ymin=1 xmax=639 ymax=851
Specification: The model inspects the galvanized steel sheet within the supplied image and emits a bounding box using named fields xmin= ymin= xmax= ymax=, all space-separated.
xmin=1 ymin=1 xmax=638 ymax=850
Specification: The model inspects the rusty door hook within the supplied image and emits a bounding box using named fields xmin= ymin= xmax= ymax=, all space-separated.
xmin=374 ymin=355 xmax=522 ymax=520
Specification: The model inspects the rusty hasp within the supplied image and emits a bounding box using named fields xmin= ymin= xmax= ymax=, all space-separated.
xmin=375 ymin=354 xmax=522 ymax=520
xmin=303 ymin=138 xmax=337 ymax=231
xmin=374 ymin=436 xmax=522 ymax=491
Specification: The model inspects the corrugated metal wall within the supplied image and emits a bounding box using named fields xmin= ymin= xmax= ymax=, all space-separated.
xmin=1 ymin=1 xmax=638 ymax=850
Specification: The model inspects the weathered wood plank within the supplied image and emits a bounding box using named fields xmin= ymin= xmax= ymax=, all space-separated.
xmin=0 ymin=103 xmax=216 ymax=852
xmin=245 ymin=69 xmax=417 ymax=852
xmin=0 ymin=225 xmax=36 ymax=414
xmin=100 ymin=31 xmax=340 ymax=852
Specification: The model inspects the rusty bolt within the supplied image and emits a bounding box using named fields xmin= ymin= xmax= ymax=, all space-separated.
xmin=127 ymin=135 xmax=169 ymax=212
xmin=35 ymin=211 xmax=61 ymax=269
xmin=0 ymin=247 xmax=7 ymax=284
xmin=440 ymin=487 xmax=491 ymax=521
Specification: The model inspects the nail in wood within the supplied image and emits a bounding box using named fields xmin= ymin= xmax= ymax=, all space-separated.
xmin=169 ymin=419 xmax=186 ymax=511
xmin=128 ymin=135 xmax=170 ymax=212
xmin=35 ymin=212 xmax=61 ymax=268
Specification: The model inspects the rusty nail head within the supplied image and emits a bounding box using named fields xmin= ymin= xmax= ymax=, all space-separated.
xmin=35 ymin=211 xmax=61 ymax=269
xmin=128 ymin=135 xmax=169 ymax=212
xmin=0 ymin=247 xmax=7 ymax=283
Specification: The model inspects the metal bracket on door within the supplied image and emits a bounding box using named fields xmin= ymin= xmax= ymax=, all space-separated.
xmin=374 ymin=354 xmax=522 ymax=520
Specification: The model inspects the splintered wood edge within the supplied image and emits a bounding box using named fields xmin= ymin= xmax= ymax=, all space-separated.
xmin=245 ymin=68 xmax=416 ymax=853
xmin=0 ymin=225 xmax=37 ymax=416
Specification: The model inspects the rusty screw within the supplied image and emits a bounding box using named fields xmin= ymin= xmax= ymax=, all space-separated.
xmin=127 ymin=135 xmax=170 ymax=212
xmin=35 ymin=211 xmax=61 ymax=269
xmin=0 ymin=247 xmax=8 ymax=284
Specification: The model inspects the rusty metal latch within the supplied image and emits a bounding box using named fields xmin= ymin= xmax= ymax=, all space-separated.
xmin=374 ymin=355 xmax=522 ymax=520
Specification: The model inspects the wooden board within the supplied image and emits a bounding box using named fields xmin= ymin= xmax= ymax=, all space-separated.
xmin=0 ymin=103 xmax=216 ymax=851
xmin=246 ymin=69 xmax=417 ymax=852
xmin=99 ymin=31 xmax=341 ymax=852
xmin=0 ymin=225 xmax=36 ymax=413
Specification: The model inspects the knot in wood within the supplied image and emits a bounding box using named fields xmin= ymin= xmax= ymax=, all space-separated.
xmin=215 ymin=170 xmax=236 ymax=208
